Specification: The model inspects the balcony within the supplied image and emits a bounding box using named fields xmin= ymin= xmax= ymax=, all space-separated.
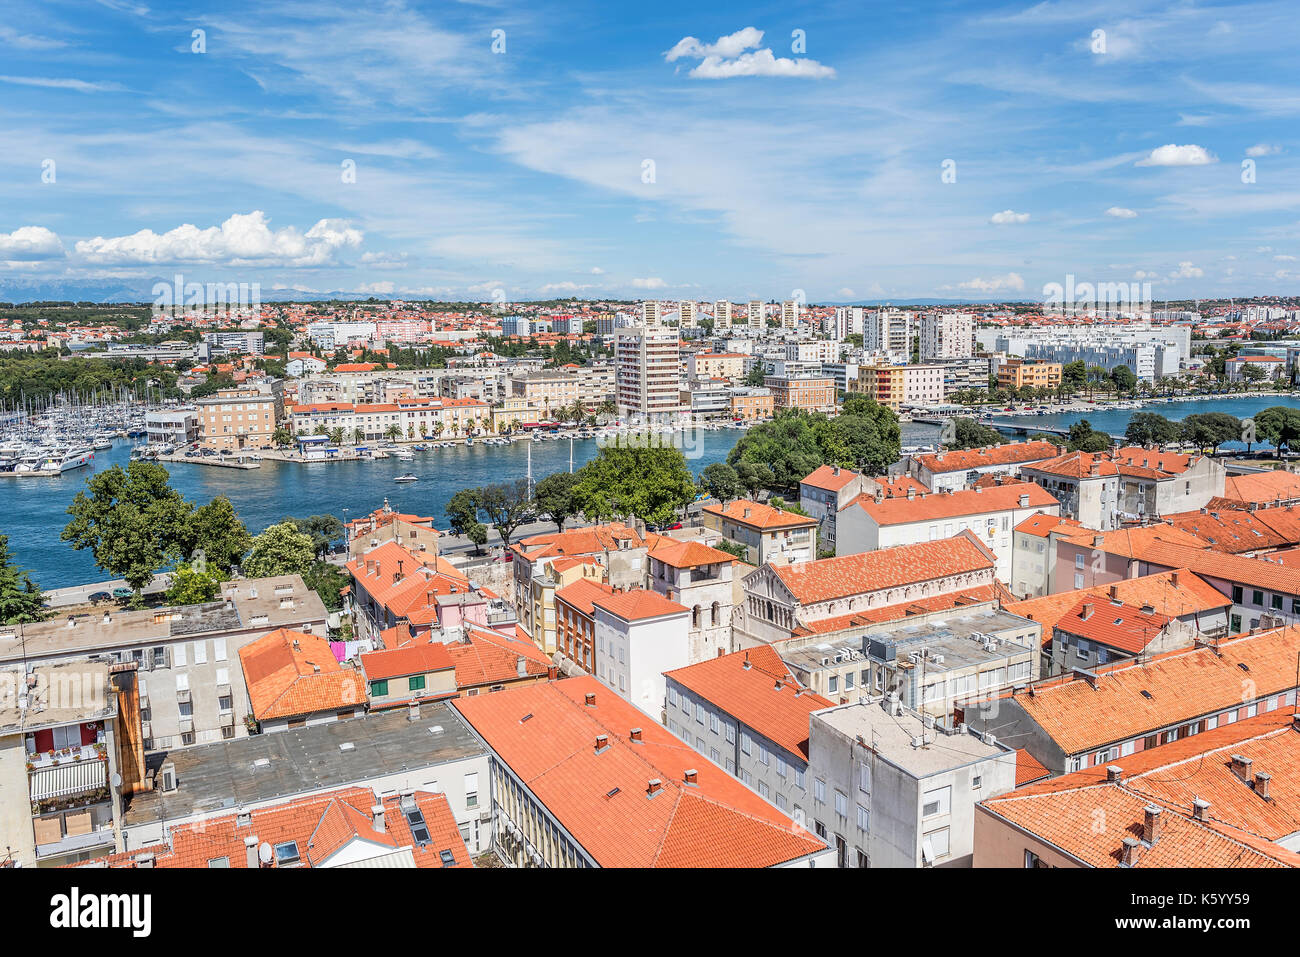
xmin=27 ymin=743 xmax=106 ymax=772
xmin=29 ymin=753 xmax=108 ymax=802
xmin=33 ymin=803 xmax=115 ymax=860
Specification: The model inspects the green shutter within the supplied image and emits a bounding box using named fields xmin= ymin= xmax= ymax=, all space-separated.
xmin=370 ymin=679 xmax=388 ymax=697
xmin=409 ymin=674 xmax=426 ymax=692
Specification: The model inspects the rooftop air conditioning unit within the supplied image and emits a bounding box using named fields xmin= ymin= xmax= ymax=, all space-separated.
xmin=158 ymin=761 xmax=178 ymax=792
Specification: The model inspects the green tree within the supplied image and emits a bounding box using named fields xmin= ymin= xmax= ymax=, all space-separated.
xmin=1066 ymin=419 xmax=1111 ymax=453
xmin=61 ymin=462 xmax=193 ymax=593
xmin=1110 ymin=364 xmax=1138 ymax=394
xmin=699 ymin=462 xmax=742 ymax=503
xmin=944 ymin=417 xmax=1007 ymax=450
xmin=242 ymin=521 xmax=317 ymax=578
xmin=744 ymin=364 xmax=768 ymax=387
xmin=1061 ymin=360 xmax=1087 ymax=391
xmin=1181 ymin=412 xmax=1241 ymax=454
xmin=302 ymin=561 xmax=349 ymax=611
xmin=286 ymin=514 xmax=345 ymax=558
xmin=0 ymin=534 xmax=46 ymax=624
xmin=714 ymin=539 xmax=749 ymax=563
xmin=1253 ymin=406 xmax=1300 ymax=453
xmin=735 ymin=461 xmax=775 ymax=496
xmin=476 ymin=479 xmax=534 ymax=548
xmin=533 ymin=472 xmax=581 ymax=532
xmin=444 ymin=489 xmax=480 ymax=537
xmin=572 ymin=445 xmax=696 ymax=526
xmin=163 ymin=562 xmax=224 ymax=605
xmin=1124 ymin=412 xmax=1180 ymax=447
xmin=465 ymin=521 xmax=489 ymax=554
xmin=185 ymin=496 xmax=252 ymax=573
xmin=272 ymin=427 xmax=293 ymax=447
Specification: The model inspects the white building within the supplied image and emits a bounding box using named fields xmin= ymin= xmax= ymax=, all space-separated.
xmin=591 ymin=588 xmax=690 ymax=718
xmin=920 ymin=312 xmax=974 ymax=360
xmin=837 ymin=483 xmax=1061 ymax=582
xmin=748 ymin=300 xmax=765 ymax=329
xmin=714 ymin=300 xmax=733 ymax=330
xmin=867 ymin=309 xmax=912 ymax=360
xmin=615 ymin=325 xmax=683 ymax=422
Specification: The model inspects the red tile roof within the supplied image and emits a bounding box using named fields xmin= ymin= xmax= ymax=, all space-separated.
xmin=554 ymin=577 xmax=615 ymax=616
xmin=646 ymin=539 xmax=742 ymax=569
xmin=1223 ymin=470 xmax=1300 ymax=504
xmin=75 ymin=787 xmax=471 ymax=869
xmin=1052 ymin=597 xmax=1172 ymax=655
xmin=790 ymin=583 xmax=1014 ymax=636
xmin=592 ymin=587 xmax=689 ymax=622
xmin=361 ymin=641 xmax=455 ymax=681
xmin=664 ymin=646 xmax=833 ymax=759
xmin=1014 ymin=748 xmax=1051 ymax=787
xmin=998 ymin=625 xmax=1300 ymax=755
xmin=800 ymin=464 xmax=860 ymax=493
xmin=771 ymin=532 xmax=996 ymax=605
xmin=703 ymin=499 xmax=819 ymax=530
xmin=238 ymin=628 xmax=364 ymax=721
xmin=451 ymin=676 xmax=828 ymax=867
xmin=445 ymin=626 xmax=552 ymax=690
xmin=844 ymin=483 xmax=1058 ymax=524
xmin=1015 ymin=512 xmax=1085 ymax=538
xmin=512 ymin=522 xmax=645 ymax=561
xmin=914 ymin=440 xmax=1060 ymax=474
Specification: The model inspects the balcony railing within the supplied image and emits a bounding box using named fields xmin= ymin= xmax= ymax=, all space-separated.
xmin=27 ymin=743 xmax=105 ymax=771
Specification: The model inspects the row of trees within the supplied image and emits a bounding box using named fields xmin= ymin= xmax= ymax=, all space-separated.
xmin=1125 ymin=407 xmax=1300 ymax=454
xmin=58 ymin=462 xmax=349 ymax=610
xmin=725 ymin=398 xmax=902 ymax=489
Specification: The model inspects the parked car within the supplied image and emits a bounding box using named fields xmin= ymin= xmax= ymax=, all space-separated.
xmin=111 ymin=587 xmax=133 ymax=600
xmin=88 ymin=591 xmax=111 ymax=603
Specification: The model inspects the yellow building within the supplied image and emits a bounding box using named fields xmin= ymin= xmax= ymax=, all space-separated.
xmin=998 ymin=359 xmax=1062 ymax=391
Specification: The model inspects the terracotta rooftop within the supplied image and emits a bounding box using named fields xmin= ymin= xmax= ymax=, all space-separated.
xmin=592 ymin=587 xmax=689 ymax=622
xmin=238 ymin=628 xmax=364 ymax=722
xmin=914 ymin=440 xmax=1060 ymax=474
xmin=664 ymin=646 xmax=833 ymax=760
xmin=769 ymin=532 xmax=996 ymax=605
xmin=844 ymin=483 xmax=1058 ymax=524
xmin=451 ymin=676 xmax=828 ymax=867
xmin=703 ymin=499 xmax=819 ymax=530
xmin=360 ymin=641 xmax=455 ymax=682
xmin=799 ymin=464 xmax=861 ymax=493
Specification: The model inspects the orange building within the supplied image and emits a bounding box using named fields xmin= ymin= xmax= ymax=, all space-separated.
xmin=997 ymin=359 xmax=1062 ymax=391
xmin=730 ymin=388 xmax=774 ymax=420
xmin=764 ymin=374 xmax=836 ymax=413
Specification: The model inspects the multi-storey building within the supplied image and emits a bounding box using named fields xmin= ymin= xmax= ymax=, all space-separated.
xmin=702 ymin=500 xmax=820 ymax=566
xmin=997 ymin=358 xmax=1062 ymax=391
xmin=644 ymin=538 xmax=747 ymax=661
xmin=919 ymin=312 xmax=973 ymax=360
xmin=730 ymin=387 xmax=774 ymax=421
xmin=0 ymin=576 xmax=327 ymax=753
xmin=866 ymin=309 xmax=912 ymax=359
xmin=197 ymin=381 xmax=284 ymax=452
xmin=714 ymin=300 xmax=733 ymax=330
xmin=747 ymin=299 xmax=765 ymax=329
xmin=764 ymin=374 xmax=836 ymax=413
xmin=615 ymin=325 xmax=683 ymax=423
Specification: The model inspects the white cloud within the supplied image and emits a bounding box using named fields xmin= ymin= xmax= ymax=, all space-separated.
xmin=75 ymin=211 xmax=362 ymax=266
xmin=1105 ymin=206 xmax=1138 ymax=219
xmin=1275 ymin=254 xmax=1298 ymax=262
xmin=836 ymin=287 xmax=855 ymax=298
xmin=1246 ymin=143 xmax=1281 ymax=157
xmin=1135 ymin=144 xmax=1217 ymax=167
xmin=665 ymin=27 xmax=835 ymax=79
xmin=631 ymin=277 xmax=667 ymax=289
xmin=0 ymin=75 xmax=123 ymax=93
xmin=1169 ymin=261 xmax=1203 ymax=278
xmin=590 ymin=267 xmax=604 ymax=274
xmin=0 ymin=226 xmax=66 ymax=261
xmin=990 ymin=209 xmax=1030 ymax=225
xmin=958 ymin=273 xmax=1024 ymax=293
xmin=539 ymin=281 xmax=594 ymax=294
xmin=355 ymin=280 xmax=395 ymax=294
xmin=1133 ymin=270 xmax=1156 ymax=280
xmin=0 ymin=27 xmax=68 ymax=50
xmin=665 ymin=27 xmax=764 ymax=62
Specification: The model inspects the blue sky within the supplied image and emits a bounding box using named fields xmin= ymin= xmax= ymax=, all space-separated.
xmin=0 ymin=0 xmax=1297 ymax=302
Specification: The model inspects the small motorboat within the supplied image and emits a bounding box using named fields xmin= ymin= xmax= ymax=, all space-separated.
xmin=394 ymin=472 xmax=419 ymax=483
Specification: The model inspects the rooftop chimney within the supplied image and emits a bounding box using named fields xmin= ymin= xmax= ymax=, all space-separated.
xmin=1108 ymin=584 xmax=1119 ymax=600
xmin=407 ymin=700 xmax=420 ymax=721
xmin=1106 ymin=765 xmax=1123 ymax=783
xmin=1230 ymin=754 xmax=1254 ymax=781
xmin=371 ymin=804 xmax=386 ymax=832
xmin=1142 ymin=805 xmax=1162 ymax=845
xmin=683 ymin=768 xmax=698 ymax=786
xmin=630 ymin=727 xmax=643 ymax=742
xmin=743 ymin=507 xmax=752 ymax=518
xmin=1170 ymin=571 xmax=1179 ymax=588
xmin=1121 ymin=837 xmax=1141 ymax=866
xmin=516 ymin=655 xmax=527 ymax=678
xmin=1081 ymin=602 xmax=1095 ymax=621
xmin=1192 ymin=798 xmax=1211 ymax=821
xmin=1019 ymin=494 xmax=1029 ymax=508
xmin=244 ymin=835 xmax=259 ymax=869
xmin=595 ymin=733 xmax=609 ymax=752
xmin=646 ymin=778 xmax=663 ymax=798
xmin=584 ymin=691 xmax=596 ymax=706
xmin=1255 ymin=772 xmax=1272 ymax=800
xmin=907 ymin=487 xmax=916 ymax=501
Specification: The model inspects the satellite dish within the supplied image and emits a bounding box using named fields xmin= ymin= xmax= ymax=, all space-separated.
xmin=259 ymin=842 xmax=273 ymax=864
xmin=111 ymin=773 xmax=122 ymax=789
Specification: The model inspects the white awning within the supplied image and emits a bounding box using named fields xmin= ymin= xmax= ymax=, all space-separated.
xmin=30 ymin=758 xmax=106 ymax=802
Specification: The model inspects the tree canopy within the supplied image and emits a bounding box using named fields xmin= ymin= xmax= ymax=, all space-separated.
xmin=533 ymin=472 xmax=581 ymax=532
xmin=572 ymin=444 xmax=696 ymax=527
xmin=0 ymin=534 xmax=46 ymax=624
xmin=727 ymin=401 xmax=901 ymax=489
xmin=1124 ymin=412 xmax=1181 ymax=447
xmin=242 ymin=521 xmax=317 ymax=579
xmin=944 ymin=417 xmax=1007 ymax=450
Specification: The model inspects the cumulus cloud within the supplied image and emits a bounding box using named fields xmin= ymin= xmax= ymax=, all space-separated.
xmin=631 ymin=277 xmax=667 ymax=289
xmin=958 ymin=273 xmax=1024 ymax=293
xmin=1105 ymin=206 xmax=1138 ymax=219
xmin=1133 ymin=270 xmax=1156 ymax=280
xmin=990 ymin=210 xmax=1030 ymax=225
xmin=1246 ymin=143 xmax=1281 ymax=157
xmin=1169 ymin=261 xmax=1203 ymax=278
xmin=355 ymin=280 xmax=395 ymax=294
xmin=1274 ymin=254 xmax=1297 ymax=262
xmin=74 ymin=211 xmax=362 ymax=266
xmin=539 ymin=281 xmax=594 ymax=294
xmin=836 ymin=287 xmax=855 ymax=298
xmin=665 ymin=27 xmax=835 ymax=79
xmin=589 ymin=266 xmax=604 ymax=274
xmin=0 ymin=226 xmax=66 ymax=261
xmin=1136 ymin=144 xmax=1217 ymax=167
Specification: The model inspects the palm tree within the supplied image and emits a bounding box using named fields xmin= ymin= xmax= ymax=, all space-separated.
xmin=384 ymin=424 xmax=402 ymax=442
xmin=328 ymin=427 xmax=344 ymax=445
xmin=350 ymin=427 xmax=364 ymax=445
